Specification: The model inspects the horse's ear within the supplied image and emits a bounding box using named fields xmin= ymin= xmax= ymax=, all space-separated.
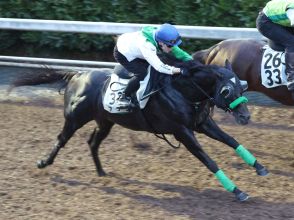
xmin=240 ymin=80 xmax=248 ymax=91
xmin=224 ymin=59 xmax=233 ymax=71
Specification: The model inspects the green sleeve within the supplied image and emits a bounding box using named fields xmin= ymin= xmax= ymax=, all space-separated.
xmin=171 ymin=46 xmax=193 ymax=61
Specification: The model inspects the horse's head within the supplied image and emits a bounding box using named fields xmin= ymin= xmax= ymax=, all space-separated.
xmin=163 ymin=55 xmax=250 ymax=125
xmin=211 ymin=60 xmax=250 ymax=125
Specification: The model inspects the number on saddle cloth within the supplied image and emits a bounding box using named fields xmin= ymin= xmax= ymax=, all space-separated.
xmin=261 ymin=45 xmax=286 ymax=88
xmin=102 ymin=65 xmax=152 ymax=113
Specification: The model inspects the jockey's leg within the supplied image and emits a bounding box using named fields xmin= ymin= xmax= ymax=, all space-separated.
xmin=124 ymin=75 xmax=141 ymax=97
xmin=174 ymin=128 xmax=249 ymax=201
xmin=285 ymin=50 xmax=294 ymax=98
xmin=113 ymin=46 xmax=148 ymax=104
xmin=119 ymin=74 xmax=145 ymax=105
xmin=197 ymin=117 xmax=268 ymax=176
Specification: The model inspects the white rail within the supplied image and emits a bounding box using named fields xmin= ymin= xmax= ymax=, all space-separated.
xmin=0 ymin=18 xmax=264 ymax=40
xmin=0 ymin=55 xmax=117 ymax=68
xmin=0 ymin=18 xmax=264 ymax=68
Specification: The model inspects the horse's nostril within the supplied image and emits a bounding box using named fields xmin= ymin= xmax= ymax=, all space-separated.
xmin=245 ymin=114 xmax=251 ymax=120
xmin=239 ymin=114 xmax=250 ymax=122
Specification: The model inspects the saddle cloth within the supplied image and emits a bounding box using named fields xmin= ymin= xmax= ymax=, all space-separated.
xmin=261 ymin=45 xmax=286 ymax=88
xmin=102 ymin=66 xmax=151 ymax=113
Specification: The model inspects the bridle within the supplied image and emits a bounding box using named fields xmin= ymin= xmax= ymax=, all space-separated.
xmin=189 ymin=76 xmax=248 ymax=113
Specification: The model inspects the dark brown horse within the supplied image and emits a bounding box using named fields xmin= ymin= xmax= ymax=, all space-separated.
xmin=193 ymin=39 xmax=294 ymax=106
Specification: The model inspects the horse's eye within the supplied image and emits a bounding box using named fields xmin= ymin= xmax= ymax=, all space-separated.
xmin=220 ymin=86 xmax=231 ymax=98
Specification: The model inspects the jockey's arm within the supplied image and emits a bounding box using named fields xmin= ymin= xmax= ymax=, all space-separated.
xmin=140 ymin=42 xmax=177 ymax=75
xmin=171 ymin=46 xmax=193 ymax=61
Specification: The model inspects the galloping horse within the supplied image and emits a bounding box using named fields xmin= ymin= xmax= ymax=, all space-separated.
xmin=193 ymin=39 xmax=294 ymax=106
xmin=9 ymin=58 xmax=268 ymax=201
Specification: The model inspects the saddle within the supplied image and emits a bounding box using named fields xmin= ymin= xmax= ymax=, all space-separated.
xmin=102 ymin=65 xmax=164 ymax=114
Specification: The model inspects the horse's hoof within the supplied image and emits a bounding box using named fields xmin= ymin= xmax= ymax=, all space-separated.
xmin=98 ymin=170 xmax=107 ymax=177
xmin=235 ymin=191 xmax=250 ymax=202
xmin=37 ymin=160 xmax=47 ymax=169
xmin=256 ymin=167 xmax=269 ymax=176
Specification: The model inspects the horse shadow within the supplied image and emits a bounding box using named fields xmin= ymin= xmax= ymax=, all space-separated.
xmin=51 ymin=174 xmax=294 ymax=219
xmin=100 ymin=175 xmax=294 ymax=219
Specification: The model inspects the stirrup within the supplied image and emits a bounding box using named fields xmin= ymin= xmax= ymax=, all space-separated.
xmin=116 ymin=100 xmax=135 ymax=113
xmin=118 ymin=97 xmax=131 ymax=102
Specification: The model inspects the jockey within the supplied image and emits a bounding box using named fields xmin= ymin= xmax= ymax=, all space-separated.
xmin=113 ymin=23 xmax=193 ymax=105
xmin=256 ymin=0 xmax=294 ymax=97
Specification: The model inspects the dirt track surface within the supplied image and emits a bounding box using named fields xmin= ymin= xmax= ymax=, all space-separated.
xmin=0 ymin=95 xmax=294 ymax=219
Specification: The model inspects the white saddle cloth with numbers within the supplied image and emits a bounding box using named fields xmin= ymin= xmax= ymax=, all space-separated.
xmin=261 ymin=45 xmax=287 ymax=88
xmin=102 ymin=66 xmax=151 ymax=114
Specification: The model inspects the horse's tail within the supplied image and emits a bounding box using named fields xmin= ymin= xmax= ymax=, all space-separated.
xmin=7 ymin=67 xmax=78 ymax=93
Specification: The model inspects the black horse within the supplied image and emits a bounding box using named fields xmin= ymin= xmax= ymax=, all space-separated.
xmin=9 ymin=58 xmax=268 ymax=201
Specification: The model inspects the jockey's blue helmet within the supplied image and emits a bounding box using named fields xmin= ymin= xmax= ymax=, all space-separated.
xmin=155 ymin=23 xmax=182 ymax=47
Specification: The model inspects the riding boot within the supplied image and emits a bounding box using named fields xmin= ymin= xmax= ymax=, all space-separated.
xmin=117 ymin=77 xmax=136 ymax=106
xmin=285 ymin=52 xmax=294 ymax=98
xmin=118 ymin=76 xmax=140 ymax=104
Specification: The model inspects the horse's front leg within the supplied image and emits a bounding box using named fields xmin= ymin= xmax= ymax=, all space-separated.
xmin=197 ymin=116 xmax=268 ymax=176
xmin=174 ymin=127 xmax=249 ymax=201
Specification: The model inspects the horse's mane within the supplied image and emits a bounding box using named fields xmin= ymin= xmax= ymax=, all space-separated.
xmin=160 ymin=52 xmax=234 ymax=79
xmin=158 ymin=52 xmax=214 ymax=75
xmin=156 ymin=53 xmax=224 ymax=101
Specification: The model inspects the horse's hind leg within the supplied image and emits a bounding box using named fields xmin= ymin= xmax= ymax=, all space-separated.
xmin=197 ymin=117 xmax=268 ymax=176
xmin=37 ymin=119 xmax=77 ymax=169
xmin=87 ymin=120 xmax=114 ymax=176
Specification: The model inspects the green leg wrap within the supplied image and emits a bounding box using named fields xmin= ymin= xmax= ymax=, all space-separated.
xmin=214 ymin=170 xmax=236 ymax=192
xmin=235 ymin=145 xmax=256 ymax=166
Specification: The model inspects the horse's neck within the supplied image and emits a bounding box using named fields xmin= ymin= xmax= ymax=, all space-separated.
xmin=173 ymin=73 xmax=216 ymax=103
xmin=156 ymin=55 xmax=217 ymax=102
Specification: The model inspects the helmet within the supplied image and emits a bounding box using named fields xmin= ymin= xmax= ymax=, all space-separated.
xmin=155 ymin=23 xmax=182 ymax=47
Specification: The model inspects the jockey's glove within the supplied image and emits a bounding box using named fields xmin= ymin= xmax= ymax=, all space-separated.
xmin=180 ymin=67 xmax=189 ymax=76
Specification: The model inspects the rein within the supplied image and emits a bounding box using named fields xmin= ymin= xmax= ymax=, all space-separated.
xmin=190 ymin=80 xmax=215 ymax=105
